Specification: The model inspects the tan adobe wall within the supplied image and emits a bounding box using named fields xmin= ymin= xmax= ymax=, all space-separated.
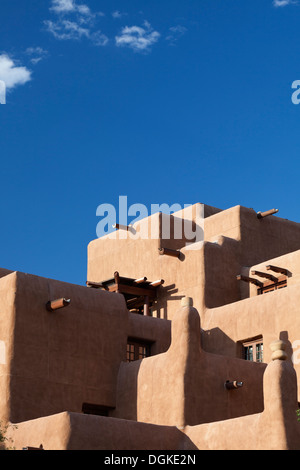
xmin=112 ymin=301 xmax=266 ymax=426
xmin=88 ymin=204 xmax=300 ymax=320
xmin=127 ymin=311 xmax=171 ymax=356
xmin=5 ymin=411 xmax=196 ymax=451
xmin=88 ymin=209 xmax=207 ymax=321
xmin=202 ymin=281 xmax=300 ymax=401
xmin=240 ymin=249 xmax=300 ymax=299
xmin=0 ymin=270 xmax=171 ymax=425
xmin=204 ymin=206 xmax=300 ymax=266
xmin=6 ymin=314 xmax=300 ymax=450
xmin=0 ymin=271 xmax=129 ymax=423
xmin=184 ymin=348 xmax=300 ymax=450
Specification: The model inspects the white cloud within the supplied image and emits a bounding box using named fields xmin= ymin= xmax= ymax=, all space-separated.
xmin=115 ymin=21 xmax=160 ymax=52
xmin=273 ymin=0 xmax=298 ymax=6
xmin=50 ymin=0 xmax=105 ymax=18
xmin=50 ymin=0 xmax=90 ymax=15
xmin=0 ymin=54 xmax=31 ymax=90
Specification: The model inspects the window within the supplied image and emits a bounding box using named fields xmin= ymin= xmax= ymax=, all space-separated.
xmin=126 ymin=338 xmax=151 ymax=362
xmin=241 ymin=337 xmax=264 ymax=363
xmin=82 ymin=403 xmax=114 ymax=416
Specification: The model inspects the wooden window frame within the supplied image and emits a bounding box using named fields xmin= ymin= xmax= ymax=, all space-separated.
xmin=241 ymin=337 xmax=264 ymax=363
xmin=126 ymin=338 xmax=152 ymax=362
xmin=258 ymin=276 xmax=287 ymax=295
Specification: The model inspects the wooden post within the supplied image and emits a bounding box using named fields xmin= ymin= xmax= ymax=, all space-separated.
xmin=144 ymin=296 xmax=150 ymax=316
xmin=114 ymin=271 xmax=120 ymax=293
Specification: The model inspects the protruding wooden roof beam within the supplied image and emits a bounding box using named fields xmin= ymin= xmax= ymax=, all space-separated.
xmin=236 ymin=274 xmax=264 ymax=288
xmin=112 ymin=223 xmax=130 ymax=231
xmin=159 ymin=247 xmax=181 ymax=258
xmin=86 ymin=280 xmax=105 ymax=289
xmin=266 ymin=265 xmax=288 ymax=276
xmin=46 ymin=298 xmax=71 ymax=312
xmin=257 ymin=208 xmax=279 ymax=219
xmin=250 ymin=270 xmax=278 ymax=283
xmin=134 ymin=277 xmax=148 ymax=284
xmin=149 ymin=279 xmax=165 ymax=287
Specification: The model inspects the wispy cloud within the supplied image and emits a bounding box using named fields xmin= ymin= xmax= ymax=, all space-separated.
xmin=112 ymin=11 xmax=127 ymax=19
xmin=166 ymin=25 xmax=187 ymax=45
xmin=115 ymin=21 xmax=160 ymax=52
xmin=44 ymin=19 xmax=108 ymax=45
xmin=90 ymin=31 xmax=109 ymax=47
xmin=45 ymin=0 xmax=107 ymax=45
xmin=25 ymin=47 xmax=48 ymax=65
xmin=44 ymin=19 xmax=90 ymax=40
xmin=46 ymin=2 xmax=187 ymax=54
xmin=0 ymin=54 xmax=31 ymax=90
xmin=273 ymin=0 xmax=298 ymax=6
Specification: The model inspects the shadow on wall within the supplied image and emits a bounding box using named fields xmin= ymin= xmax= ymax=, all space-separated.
xmin=204 ymin=237 xmax=241 ymax=309
xmin=202 ymin=327 xmax=239 ymax=358
xmin=112 ymin=299 xmax=266 ymax=427
xmin=152 ymin=284 xmax=185 ymax=319
xmin=280 ymin=331 xmax=294 ymax=367
xmin=204 ymin=207 xmax=300 ymax=309
xmin=159 ymin=212 xmax=204 ymax=253
xmin=110 ymin=359 xmax=142 ymax=422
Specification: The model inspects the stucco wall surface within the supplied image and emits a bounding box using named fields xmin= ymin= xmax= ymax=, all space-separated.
xmin=1 ymin=271 xmax=129 ymax=423
xmin=6 ymin=354 xmax=300 ymax=450
xmin=112 ymin=304 xmax=266 ymax=427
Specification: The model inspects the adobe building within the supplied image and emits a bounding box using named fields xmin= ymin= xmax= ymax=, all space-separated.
xmin=2 ymin=202 xmax=300 ymax=450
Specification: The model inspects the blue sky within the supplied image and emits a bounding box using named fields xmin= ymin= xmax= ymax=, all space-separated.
xmin=0 ymin=0 xmax=300 ymax=285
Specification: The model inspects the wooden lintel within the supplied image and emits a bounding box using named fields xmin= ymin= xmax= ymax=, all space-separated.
xmin=126 ymin=296 xmax=145 ymax=307
xmin=108 ymin=284 xmax=157 ymax=298
xmin=260 ymin=276 xmax=287 ymax=289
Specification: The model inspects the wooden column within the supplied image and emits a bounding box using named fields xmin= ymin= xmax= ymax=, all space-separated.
xmin=114 ymin=271 xmax=120 ymax=293
xmin=144 ymin=295 xmax=150 ymax=316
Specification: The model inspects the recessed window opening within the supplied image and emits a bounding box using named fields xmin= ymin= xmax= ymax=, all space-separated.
xmin=82 ymin=403 xmax=114 ymax=416
xmin=241 ymin=337 xmax=264 ymax=363
xmin=126 ymin=338 xmax=152 ymax=362
xmin=258 ymin=278 xmax=287 ymax=295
